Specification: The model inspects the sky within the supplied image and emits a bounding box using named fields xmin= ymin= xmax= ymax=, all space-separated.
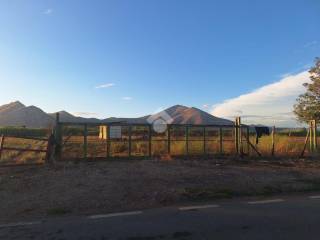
xmin=0 ymin=0 xmax=319 ymax=126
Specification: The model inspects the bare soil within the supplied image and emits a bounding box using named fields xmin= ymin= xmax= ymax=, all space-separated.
xmin=1 ymin=158 xmax=320 ymax=223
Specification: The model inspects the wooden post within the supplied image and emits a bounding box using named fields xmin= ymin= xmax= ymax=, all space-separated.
xmin=107 ymin=125 xmax=110 ymax=158
xmin=313 ymin=120 xmax=317 ymax=151
xmin=0 ymin=135 xmax=5 ymax=160
xmin=219 ymin=127 xmax=223 ymax=154
xmin=271 ymin=126 xmax=275 ymax=156
xmin=310 ymin=120 xmax=314 ymax=153
xmin=300 ymin=128 xmax=311 ymax=158
xmin=234 ymin=117 xmax=241 ymax=155
xmin=83 ymin=124 xmax=88 ymax=159
xmin=167 ymin=125 xmax=171 ymax=155
xmin=203 ymin=127 xmax=206 ymax=155
xmin=128 ymin=125 xmax=132 ymax=157
xmin=54 ymin=113 xmax=62 ymax=159
xmin=149 ymin=125 xmax=152 ymax=158
xmin=185 ymin=126 xmax=189 ymax=157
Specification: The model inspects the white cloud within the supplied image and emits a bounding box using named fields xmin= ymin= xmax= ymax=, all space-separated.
xmin=122 ymin=97 xmax=133 ymax=101
xmin=43 ymin=8 xmax=53 ymax=15
xmin=95 ymin=83 xmax=115 ymax=89
xmin=211 ymin=71 xmax=311 ymax=127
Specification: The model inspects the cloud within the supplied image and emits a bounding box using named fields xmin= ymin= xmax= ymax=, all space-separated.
xmin=73 ymin=112 xmax=98 ymax=118
xmin=95 ymin=83 xmax=115 ymax=89
xmin=211 ymin=71 xmax=311 ymax=127
xmin=122 ymin=97 xmax=133 ymax=101
xmin=43 ymin=9 xmax=53 ymax=15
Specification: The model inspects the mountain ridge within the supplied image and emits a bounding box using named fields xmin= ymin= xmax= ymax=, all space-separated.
xmin=0 ymin=101 xmax=233 ymax=128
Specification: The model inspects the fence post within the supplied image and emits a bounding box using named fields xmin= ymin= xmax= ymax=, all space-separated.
xmin=167 ymin=125 xmax=171 ymax=155
xmin=128 ymin=125 xmax=132 ymax=157
xmin=271 ymin=126 xmax=275 ymax=156
xmin=234 ymin=117 xmax=241 ymax=155
xmin=149 ymin=125 xmax=152 ymax=158
xmin=313 ymin=120 xmax=317 ymax=151
xmin=185 ymin=126 xmax=189 ymax=157
xmin=0 ymin=135 xmax=5 ymax=160
xmin=54 ymin=113 xmax=62 ymax=159
xmin=219 ymin=127 xmax=223 ymax=154
xmin=83 ymin=124 xmax=88 ymax=159
xmin=107 ymin=125 xmax=110 ymax=158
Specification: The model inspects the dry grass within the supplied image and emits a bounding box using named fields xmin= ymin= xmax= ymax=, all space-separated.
xmin=0 ymin=137 xmax=47 ymax=165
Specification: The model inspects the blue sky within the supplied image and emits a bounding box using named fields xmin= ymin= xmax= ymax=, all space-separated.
xmin=0 ymin=0 xmax=319 ymax=125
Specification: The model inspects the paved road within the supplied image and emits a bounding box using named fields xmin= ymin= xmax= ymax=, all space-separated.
xmin=2 ymin=193 xmax=320 ymax=240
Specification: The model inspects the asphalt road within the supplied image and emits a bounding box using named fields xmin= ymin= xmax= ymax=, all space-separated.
xmin=2 ymin=193 xmax=320 ymax=240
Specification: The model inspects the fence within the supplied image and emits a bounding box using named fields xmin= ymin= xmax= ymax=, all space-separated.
xmin=0 ymin=115 xmax=318 ymax=166
xmin=54 ymin=113 xmax=319 ymax=160
xmin=53 ymin=115 xmax=270 ymax=160
xmin=0 ymin=134 xmax=54 ymax=166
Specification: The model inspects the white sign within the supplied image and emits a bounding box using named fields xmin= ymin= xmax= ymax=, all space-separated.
xmin=110 ymin=126 xmax=122 ymax=139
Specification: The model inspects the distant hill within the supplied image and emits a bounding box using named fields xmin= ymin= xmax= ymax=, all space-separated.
xmin=0 ymin=101 xmax=233 ymax=128
xmin=48 ymin=111 xmax=100 ymax=123
xmin=0 ymin=101 xmax=54 ymax=128
xmin=102 ymin=105 xmax=233 ymax=126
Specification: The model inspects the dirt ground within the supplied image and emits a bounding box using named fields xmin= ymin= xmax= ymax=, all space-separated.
xmin=1 ymin=158 xmax=320 ymax=223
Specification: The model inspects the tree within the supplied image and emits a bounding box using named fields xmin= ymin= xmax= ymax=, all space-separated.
xmin=294 ymin=58 xmax=320 ymax=123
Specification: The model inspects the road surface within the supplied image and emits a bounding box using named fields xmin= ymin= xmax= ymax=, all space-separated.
xmin=1 ymin=193 xmax=320 ymax=239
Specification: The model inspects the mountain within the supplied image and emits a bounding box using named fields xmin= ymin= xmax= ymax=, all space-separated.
xmin=0 ymin=101 xmax=233 ymax=128
xmin=102 ymin=105 xmax=233 ymax=126
xmin=0 ymin=102 xmax=54 ymax=128
xmin=48 ymin=111 xmax=100 ymax=123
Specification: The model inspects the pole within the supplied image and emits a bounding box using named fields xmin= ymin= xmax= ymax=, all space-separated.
xmin=107 ymin=125 xmax=110 ymax=158
xmin=186 ymin=126 xmax=189 ymax=157
xmin=83 ymin=124 xmax=88 ymax=159
xmin=149 ymin=125 xmax=152 ymax=158
xmin=128 ymin=125 xmax=132 ymax=157
xmin=271 ymin=126 xmax=275 ymax=156
xmin=0 ymin=135 xmax=5 ymax=160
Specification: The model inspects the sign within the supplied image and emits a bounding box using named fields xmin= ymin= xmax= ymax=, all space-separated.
xmin=110 ymin=126 xmax=122 ymax=139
